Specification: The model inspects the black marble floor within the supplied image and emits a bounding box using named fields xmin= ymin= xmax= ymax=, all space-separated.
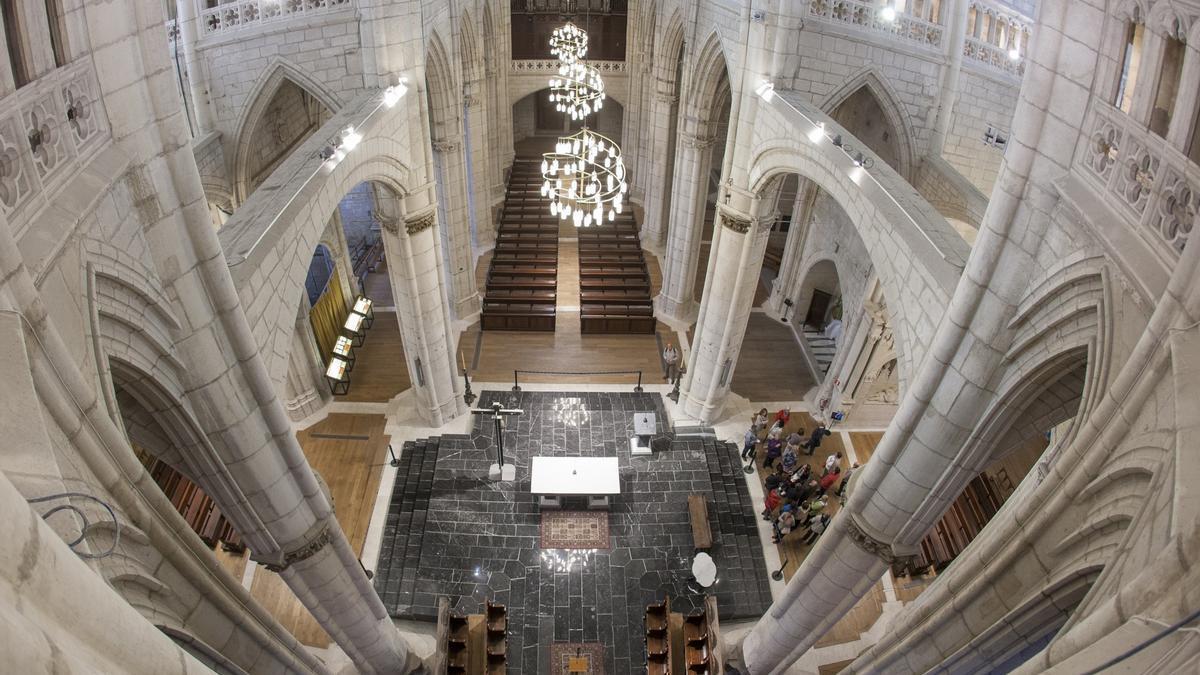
xmin=374 ymin=391 xmax=772 ymax=673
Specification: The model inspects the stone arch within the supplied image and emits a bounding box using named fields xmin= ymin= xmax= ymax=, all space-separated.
xmin=458 ymin=9 xmax=482 ymax=84
xmin=931 ymin=565 xmax=1104 ymax=674
xmin=688 ymin=30 xmax=734 ymax=135
xmin=794 ymin=258 xmax=842 ymax=329
xmin=425 ymin=30 xmax=459 ymax=143
xmin=747 ymin=131 xmax=963 ymax=386
xmin=820 ymin=68 xmax=918 ymax=180
xmin=231 ymin=61 xmax=340 ymax=204
xmin=106 ymin=356 xmax=273 ymax=554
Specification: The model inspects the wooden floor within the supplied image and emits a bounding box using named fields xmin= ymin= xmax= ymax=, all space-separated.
xmin=848 ymin=432 xmax=884 ymax=464
xmin=342 ymin=311 xmax=411 ymax=402
xmin=460 ymin=311 xmax=682 ymax=386
xmin=731 ymin=313 xmax=817 ymax=401
xmin=222 ymin=414 xmax=391 ymax=648
xmin=362 ymin=264 xmax=394 ymax=306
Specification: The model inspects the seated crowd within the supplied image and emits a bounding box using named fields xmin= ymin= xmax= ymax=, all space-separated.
xmin=741 ymin=407 xmax=859 ymax=548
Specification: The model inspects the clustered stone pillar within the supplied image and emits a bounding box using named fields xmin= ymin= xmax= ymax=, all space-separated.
xmin=655 ymin=126 xmax=717 ymax=327
xmin=380 ymin=208 xmax=465 ymax=427
xmin=639 ymin=87 xmax=680 ymax=254
xmin=432 ymin=136 xmax=481 ymax=320
xmin=174 ymin=0 xmax=215 ymax=135
xmin=677 ymin=207 xmax=771 ymax=423
xmin=463 ymin=85 xmax=495 ymax=248
xmin=764 ymin=182 xmax=816 ymax=318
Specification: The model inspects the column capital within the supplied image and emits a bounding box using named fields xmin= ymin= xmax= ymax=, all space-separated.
xmin=404 ymin=209 xmax=437 ymax=235
xmin=843 ymin=512 xmax=918 ymax=564
xmin=717 ymin=206 xmax=757 ymax=234
xmin=432 ymin=136 xmax=462 ymax=153
xmin=373 ymin=209 xmax=401 ymax=235
xmin=680 ymin=132 xmax=716 ymax=149
xmin=263 ymin=523 xmax=332 ymax=572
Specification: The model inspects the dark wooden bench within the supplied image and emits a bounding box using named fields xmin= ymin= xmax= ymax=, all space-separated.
xmin=581 ymin=290 xmax=653 ymax=304
xmin=481 ymin=302 xmax=556 ymax=331
xmin=687 ymin=495 xmax=712 ymax=550
xmin=486 ymin=290 xmax=556 ymax=303
xmin=581 ymin=304 xmax=656 ymax=334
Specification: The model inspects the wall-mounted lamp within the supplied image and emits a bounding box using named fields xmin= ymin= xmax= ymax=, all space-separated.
xmin=383 ymin=78 xmax=409 ymax=108
xmin=831 ymin=134 xmax=844 ymax=148
xmin=880 ymin=3 xmax=897 ymax=22
xmin=807 ymin=122 xmax=825 ymax=144
xmin=852 ymin=152 xmax=874 ymax=169
xmin=341 ymin=125 xmax=362 ymax=151
xmin=755 ymin=80 xmax=776 ymax=103
xmin=1008 ymin=48 xmax=1020 ymax=61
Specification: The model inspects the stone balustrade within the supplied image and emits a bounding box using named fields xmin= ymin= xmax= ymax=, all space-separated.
xmin=510 ymin=59 xmax=628 ymax=74
xmin=1078 ymin=101 xmax=1197 ymax=261
xmin=0 ymin=59 xmax=109 ymax=223
xmin=806 ymin=0 xmax=945 ymax=49
xmin=199 ymin=0 xmax=351 ymax=36
xmin=964 ymin=35 xmax=1024 ymax=77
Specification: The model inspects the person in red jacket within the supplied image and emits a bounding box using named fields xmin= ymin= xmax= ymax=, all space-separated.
xmin=819 ymin=466 xmax=842 ymax=493
xmin=761 ymin=487 xmax=783 ymax=520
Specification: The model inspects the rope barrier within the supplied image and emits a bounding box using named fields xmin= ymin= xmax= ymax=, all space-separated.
xmin=512 ymin=369 xmax=644 ymax=392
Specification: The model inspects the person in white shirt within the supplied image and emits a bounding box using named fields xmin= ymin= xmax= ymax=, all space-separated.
xmin=823 ymin=451 xmax=843 ymax=476
xmin=662 ymin=343 xmax=680 ymax=382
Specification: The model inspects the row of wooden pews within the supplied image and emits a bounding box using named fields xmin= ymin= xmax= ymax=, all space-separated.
xmin=578 ymin=211 xmax=656 ymax=334
xmin=438 ymin=598 xmax=508 ymax=674
xmin=481 ymin=158 xmax=559 ymax=331
xmin=645 ymin=596 xmax=724 ymax=674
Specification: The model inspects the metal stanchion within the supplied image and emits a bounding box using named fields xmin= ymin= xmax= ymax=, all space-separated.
xmin=771 ymin=558 xmax=789 ymax=581
xmin=386 ymin=443 xmax=400 ymax=468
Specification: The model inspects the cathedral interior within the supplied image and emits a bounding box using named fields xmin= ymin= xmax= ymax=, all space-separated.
xmin=1 ymin=0 xmax=1199 ymax=673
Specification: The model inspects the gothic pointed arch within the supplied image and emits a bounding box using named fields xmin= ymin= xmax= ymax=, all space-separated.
xmin=688 ymin=31 xmax=733 ymax=133
xmin=820 ymin=68 xmax=918 ymax=180
xmin=231 ymin=59 xmax=341 ymax=204
xmin=425 ymin=30 xmax=459 ymax=143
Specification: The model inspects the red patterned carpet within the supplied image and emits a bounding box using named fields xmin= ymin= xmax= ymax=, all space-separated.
xmin=539 ymin=510 xmax=610 ymax=549
xmin=549 ymin=642 xmax=605 ymax=674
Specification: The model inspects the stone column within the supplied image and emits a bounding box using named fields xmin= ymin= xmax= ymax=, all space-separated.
xmin=284 ymin=303 xmax=329 ymax=421
xmin=381 ymin=209 xmax=465 ymax=427
xmin=931 ymin=0 xmax=970 ymax=155
xmin=654 ymin=127 xmax=717 ymax=326
xmin=174 ymin=0 xmax=215 ymax=135
xmin=639 ymin=87 xmax=680 ymax=254
xmin=432 ymin=135 xmax=481 ymax=320
xmin=764 ymin=182 xmax=815 ymax=317
xmin=676 ymin=208 xmax=771 ymax=423
xmin=463 ymin=86 xmax=495 ymax=249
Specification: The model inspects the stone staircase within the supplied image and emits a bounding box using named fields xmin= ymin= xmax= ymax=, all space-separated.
xmin=375 ymin=436 xmax=440 ymax=619
xmin=802 ymin=327 xmax=837 ymax=376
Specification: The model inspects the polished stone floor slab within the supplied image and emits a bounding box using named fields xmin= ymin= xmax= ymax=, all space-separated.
xmin=374 ymin=391 xmax=772 ymax=674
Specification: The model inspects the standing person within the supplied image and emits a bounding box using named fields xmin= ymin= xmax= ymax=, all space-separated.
xmin=803 ymin=513 xmax=830 ymax=545
xmin=762 ymin=487 xmax=783 ymax=520
xmin=773 ymin=407 xmax=791 ymax=428
xmin=819 ymin=466 xmax=841 ymax=493
xmin=772 ymin=506 xmax=797 ymax=543
xmin=662 ymin=343 xmax=680 ymax=382
xmin=763 ymin=437 xmax=783 ymax=469
xmin=741 ymin=425 xmax=759 ymax=460
xmin=753 ymin=408 xmax=769 ymax=434
xmin=837 ymin=463 xmax=859 ymax=498
xmin=780 ymin=443 xmax=800 ymax=473
xmin=804 ymin=423 xmax=831 ymax=456
xmin=823 ymin=450 xmax=843 ymax=476
xmin=786 ymin=429 xmax=805 ymax=450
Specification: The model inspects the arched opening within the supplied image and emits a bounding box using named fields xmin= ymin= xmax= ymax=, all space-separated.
xmin=895 ymin=349 xmax=1092 ymax=582
xmin=293 ymin=180 xmax=408 ymax=405
xmin=511 ymin=87 xmax=626 ymax=151
xmin=237 ymin=77 xmax=333 ymax=201
xmin=108 ymin=361 xmax=246 ymax=555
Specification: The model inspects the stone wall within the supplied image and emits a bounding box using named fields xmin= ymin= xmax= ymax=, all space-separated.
xmin=941 ymin=69 xmax=1017 ymax=194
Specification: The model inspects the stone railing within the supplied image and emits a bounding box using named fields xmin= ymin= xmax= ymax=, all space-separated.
xmin=510 ymin=59 xmax=628 ymax=75
xmin=199 ymin=0 xmax=351 ymax=36
xmin=964 ymin=37 xmax=1024 ymax=78
xmin=807 ymin=0 xmax=944 ymax=49
xmin=1077 ymin=102 xmax=1196 ymax=261
xmin=0 ymin=58 xmax=110 ymax=222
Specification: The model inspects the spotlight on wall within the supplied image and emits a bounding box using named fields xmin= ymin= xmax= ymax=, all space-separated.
xmin=1008 ymin=47 xmax=1021 ymax=61
xmin=383 ymin=79 xmax=408 ymax=108
xmin=831 ymin=134 xmax=844 ymax=148
xmin=755 ymin=80 xmax=776 ymax=103
xmin=852 ymin=152 xmax=873 ymax=168
xmin=341 ymin=126 xmax=363 ymax=151
xmin=807 ymin=121 xmax=826 ymax=144
xmin=880 ymin=4 xmax=897 ymax=22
